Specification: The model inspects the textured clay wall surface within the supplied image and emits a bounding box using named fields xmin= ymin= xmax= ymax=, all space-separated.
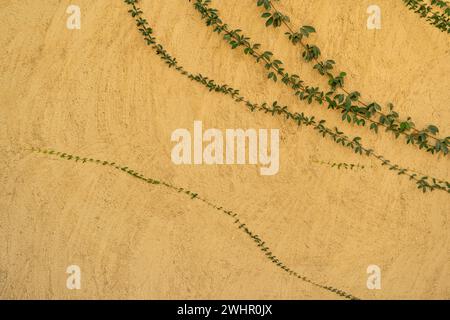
xmin=0 ymin=0 xmax=449 ymax=299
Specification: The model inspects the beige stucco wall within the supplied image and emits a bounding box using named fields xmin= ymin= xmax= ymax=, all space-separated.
xmin=0 ymin=0 xmax=448 ymax=299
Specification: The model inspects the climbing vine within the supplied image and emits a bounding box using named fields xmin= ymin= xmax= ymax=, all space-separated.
xmin=125 ymin=0 xmax=448 ymax=193
xmin=32 ymin=146 xmax=359 ymax=300
xmin=403 ymin=0 xmax=450 ymax=32
xmin=431 ymin=0 xmax=450 ymax=16
xmin=192 ymin=0 xmax=449 ymax=157
xmin=309 ymin=157 xmax=446 ymax=183
xmin=254 ymin=0 xmax=449 ymax=156
xmin=310 ymin=157 xmax=366 ymax=171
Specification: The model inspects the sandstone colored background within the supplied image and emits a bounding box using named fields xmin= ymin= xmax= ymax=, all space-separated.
xmin=0 ymin=0 xmax=449 ymax=299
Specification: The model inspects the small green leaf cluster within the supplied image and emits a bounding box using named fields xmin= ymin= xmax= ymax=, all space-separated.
xmin=430 ymin=0 xmax=450 ymax=16
xmin=310 ymin=157 xmax=366 ymax=171
xmin=403 ymin=0 xmax=450 ymax=32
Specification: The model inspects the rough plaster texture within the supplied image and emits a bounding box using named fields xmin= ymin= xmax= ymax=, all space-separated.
xmin=0 ymin=0 xmax=449 ymax=299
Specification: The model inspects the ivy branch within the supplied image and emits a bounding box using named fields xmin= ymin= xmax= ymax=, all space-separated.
xmin=190 ymin=0 xmax=449 ymax=192
xmin=403 ymin=0 xmax=450 ymax=32
xmin=309 ymin=156 xmax=448 ymax=183
xmin=310 ymin=157 xmax=366 ymax=171
xmin=125 ymin=0 xmax=448 ymax=194
xmin=431 ymin=0 xmax=450 ymax=16
xmin=252 ymin=0 xmax=449 ymax=156
xmin=33 ymin=145 xmax=359 ymax=300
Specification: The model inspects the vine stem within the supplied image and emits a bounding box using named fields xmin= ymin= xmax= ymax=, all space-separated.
xmin=195 ymin=0 xmax=448 ymax=158
xmin=201 ymin=5 xmax=390 ymax=139
xmin=404 ymin=0 xmax=450 ymax=30
xmin=267 ymin=0 xmax=443 ymax=145
xmin=191 ymin=1 xmax=449 ymax=192
xmin=32 ymin=146 xmax=360 ymax=300
xmin=130 ymin=1 xmax=449 ymax=192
